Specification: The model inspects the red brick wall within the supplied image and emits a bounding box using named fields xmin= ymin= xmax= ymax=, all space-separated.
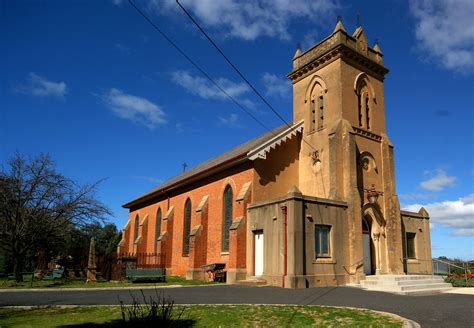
xmin=122 ymin=163 xmax=254 ymax=277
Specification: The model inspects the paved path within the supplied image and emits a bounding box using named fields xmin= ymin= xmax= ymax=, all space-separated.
xmin=1 ymin=286 xmax=472 ymax=327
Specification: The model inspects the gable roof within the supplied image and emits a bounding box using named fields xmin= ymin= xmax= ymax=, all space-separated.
xmin=123 ymin=121 xmax=303 ymax=208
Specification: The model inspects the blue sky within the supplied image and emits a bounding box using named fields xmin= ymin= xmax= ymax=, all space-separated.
xmin=2 ymin=0 xmax=473 ymax=260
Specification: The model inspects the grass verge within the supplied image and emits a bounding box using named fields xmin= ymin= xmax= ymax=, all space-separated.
xmin=0 ymin=305 xmax=403 ymax=327
xmin=0 ymin=275 xmax=217 ymax=289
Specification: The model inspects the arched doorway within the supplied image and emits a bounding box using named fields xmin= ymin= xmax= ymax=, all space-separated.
xmin=362 ymin=216 xmax=374 ymax=275
xmin=362 ymin=205 xmax=386 ymax=275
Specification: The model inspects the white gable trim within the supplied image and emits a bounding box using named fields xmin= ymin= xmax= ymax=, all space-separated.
xmin=247 ymin=120 xmax=304 ymax=160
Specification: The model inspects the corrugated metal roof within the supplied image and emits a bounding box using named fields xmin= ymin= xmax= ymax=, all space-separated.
xmin=123 ymin=124 xmax=290 ymax=208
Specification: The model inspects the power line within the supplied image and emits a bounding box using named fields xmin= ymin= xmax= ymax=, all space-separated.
xmin=127 ymin=0 xmax=272 ymax=133
xmin=176 ymin=0 xmax=290 ymax=128
xmin=175 ymin=0 xmax=318 ymax=153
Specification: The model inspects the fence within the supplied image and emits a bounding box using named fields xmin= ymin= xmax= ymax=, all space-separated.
xmin=117 ymin=252 xmax=165 ymax=269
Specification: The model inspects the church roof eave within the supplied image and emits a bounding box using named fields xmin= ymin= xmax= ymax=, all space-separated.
xmin=122 ymin=122 xmax=303 ymax=209
xmin=247 ymin=120 xmax=304 ymax=160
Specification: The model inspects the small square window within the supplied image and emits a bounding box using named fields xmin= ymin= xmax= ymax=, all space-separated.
xmin=406 ymin=232 xmax=416 ymax=259
xmin=315 ymin=225 xmax=331 ymax=258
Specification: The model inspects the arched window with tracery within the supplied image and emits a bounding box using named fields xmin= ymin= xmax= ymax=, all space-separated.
xmin=154 ymin=208 xmax=162 ymax=253
xmin=133 ymin=215 xmax=139 ymax=241
xmin=305 ymin=75 xmax=327 ymax=134
xmin=222 ymin=185 xmax=233 ymax=252
xmin=355 ymin=73 xmax=374 ymax=130
xmin=310 ymin=83 xmax=325 ymax=132
xmin=182 ymin=198 xmax=192 ymax=255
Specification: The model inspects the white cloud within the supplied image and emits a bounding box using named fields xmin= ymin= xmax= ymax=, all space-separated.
xmin=115 ymin=43 xmax=131 ymax=55
xmin=403 ymin=194 xmax=474 ymax=236
xmin=420 ymin=169 xmax=456 ymax=191
xmin=100 ymin=88 xmax=166 ymax=129
xmin=399 ymin=193 xmax=438 ymax=201
xmin=261 ymin=73 xmax=291 ymax=98
xmin=175 ymin=122 xmax=184 ymax=133
xmin=302 ymin=30 xmax=319 ymax=51
xmin=410 ymin=0 xmax=474 ymax=72
xmin=17 ymin=72 xmax=67 ymax=98
xmin=151 ymin=0 xmax=339 ymax=41
xmin=218 ymin=113 xmax=241 ymax=127
xmin=170 ymin=70 xmax=250 ymax=100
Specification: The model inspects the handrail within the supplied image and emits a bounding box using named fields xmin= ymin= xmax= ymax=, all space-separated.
xmin=432 ymin=258 xmax=467 ymax=271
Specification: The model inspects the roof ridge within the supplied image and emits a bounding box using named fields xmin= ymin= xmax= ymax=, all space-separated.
xmin=123 ymin=123 xmax=293 ymax=208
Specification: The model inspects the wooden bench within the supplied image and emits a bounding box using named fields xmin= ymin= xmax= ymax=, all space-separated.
xmin=125 ymin=268 xmax=166 ymax=282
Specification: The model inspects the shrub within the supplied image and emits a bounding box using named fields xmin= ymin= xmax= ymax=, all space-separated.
xmin=445 ymin=276 xmax=474 ymax=287
xmin=119 ymin=290 xmax=192 ymax=327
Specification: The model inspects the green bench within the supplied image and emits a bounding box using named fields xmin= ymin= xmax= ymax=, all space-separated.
xmin=43 ymin=268 xmax=64 ymax=280
xmin=125 ymin=268 xmax=166 ymax=282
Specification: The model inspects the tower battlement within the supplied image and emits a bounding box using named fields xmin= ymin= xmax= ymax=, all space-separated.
xmin=289 ymin=19 xmax=388 ymax=83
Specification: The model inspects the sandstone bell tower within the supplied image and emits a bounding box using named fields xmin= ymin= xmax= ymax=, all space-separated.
xmin=288 ymin=18 xmax=404 ymax=278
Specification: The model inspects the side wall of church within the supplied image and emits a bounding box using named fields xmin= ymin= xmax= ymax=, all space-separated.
xmin=121 ymin=163 xmax=254 ymax=277
xmin=253 ymin=135 xmax=301 ymax=203
xmin=401 ymin=211 xmax=432 ymax=274
xmin=247 ymin=189 xmax=349 ymax=288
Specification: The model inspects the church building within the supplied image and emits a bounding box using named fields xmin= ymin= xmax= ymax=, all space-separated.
xmin=118 ymin=19 xmax=433 ymax=288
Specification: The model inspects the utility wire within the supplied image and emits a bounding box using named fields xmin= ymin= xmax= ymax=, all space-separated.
xmin=175 ymin=0 xmax=318 ymax=153
xmin=127 ymin=0 xmax=272 ymax=133
xmin=176 ymin=0 xmax=290 ymax=128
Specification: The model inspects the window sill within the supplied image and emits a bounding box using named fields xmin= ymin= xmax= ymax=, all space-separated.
xmin=407 ymin=259 xmax=419 ymax=264
xmin=220 ymin=252 xmax=229 ymax=256
xmin=307 ymin=126 xmax=326 ymax=136
xmin=313 ymin=258 xmax=336 ymax=264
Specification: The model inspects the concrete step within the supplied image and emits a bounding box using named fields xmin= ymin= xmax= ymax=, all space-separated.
xmin=361 ymin=278 xmax=444 ymax=287
xmin=364 ymin=275 xmax=443 ymax=281
xmin=364 ymin=283 xmax=452 ymax=292
xmin=235 ymin=277 xmax=267 ymax=286
xmin=360 ymin=275 xmax=452 ymax=295
xmin=374 ymin=287 xmax=453 ymax=296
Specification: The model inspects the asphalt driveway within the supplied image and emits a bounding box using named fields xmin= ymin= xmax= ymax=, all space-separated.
xmin=1 ymin=285 xmax=472 ymax=327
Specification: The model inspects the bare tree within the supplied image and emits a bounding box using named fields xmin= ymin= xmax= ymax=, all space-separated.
xmin=0 ymin=153 xmax=110 ymax=282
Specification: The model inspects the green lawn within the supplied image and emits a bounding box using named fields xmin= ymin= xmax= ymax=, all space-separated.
xmin=0 ymin=275 xmax=217 ymax=289
xmin=0 ymin=305 xmax=403 ymax=327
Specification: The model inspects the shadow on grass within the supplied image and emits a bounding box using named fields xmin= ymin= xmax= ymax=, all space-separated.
xmin=59 ymin=318 xmax=196 ymax=327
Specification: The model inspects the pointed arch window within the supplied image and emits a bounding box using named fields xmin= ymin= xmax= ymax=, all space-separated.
xmin=222 ymin=185 xmax=233 ymax=252
xmin=182 ymin=198 xmax=192 ymax=255
xmin=305 ymin=76 xmax=328 ymax=133
xmin=318 ymin=96 xmax=324 ymax=129
xmin=365 ymin=93 xmax=370 ymax=129
xmin=309 ymin=83 xmax=324 ymax=132
xmin=133 ymin=215 xmax=139 ymax=242
xmin=354 ymin=73 xmax=375 ymax=131
xmin=154 ymin=208 xmax=162 ymax=253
